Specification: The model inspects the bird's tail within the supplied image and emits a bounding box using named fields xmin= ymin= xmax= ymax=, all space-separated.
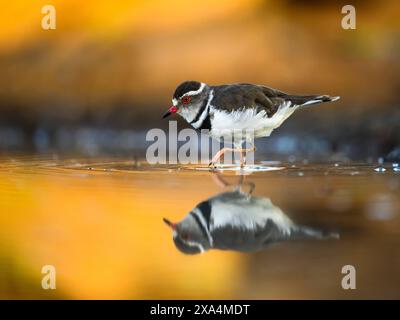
xmin=289 ymin=225 xmax=340 ymax=241
xmin=284 ymin=94 xmax=340 ymax=107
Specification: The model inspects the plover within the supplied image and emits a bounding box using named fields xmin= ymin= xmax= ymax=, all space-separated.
xmin=163 ymin=81 xmax=340 ymax=166
xmin=163 ymin=174 xmax=338 ymax=254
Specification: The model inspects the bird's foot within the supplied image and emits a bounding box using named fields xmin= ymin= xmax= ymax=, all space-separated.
xmin=209 ymin=146 xmax=256 ymax=168
xmin=208 ymin=147 xmax=235 ymax=168
xmin=208 ymin=162 xmax=217 ymax=169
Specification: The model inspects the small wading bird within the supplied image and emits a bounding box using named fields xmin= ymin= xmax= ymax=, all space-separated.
xmin=163 ymin=174 xmax=338 ymax=254
xmin=163 ymin=81 xmax=340 ymax=167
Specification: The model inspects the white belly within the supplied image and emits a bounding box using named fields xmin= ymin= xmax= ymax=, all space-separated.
xmin=209 ymin=102 xmax=298 ymax=143
xmin=209 ymin=193 xmax=293 ymax=235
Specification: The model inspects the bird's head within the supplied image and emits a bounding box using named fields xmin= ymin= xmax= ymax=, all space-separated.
xmin=163 ymin=81 xmax=210 ymax=123
xmin=163 ymin=212 xmax=211 ymax=255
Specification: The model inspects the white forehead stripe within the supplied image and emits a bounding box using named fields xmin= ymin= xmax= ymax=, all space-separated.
xmin=181 ymin=82 xmax=206 ymax=98
xmin=184 ymin=82 xmax=205 ymax=97
xmin=172 ymin=82 xmax=206 ymax=106
xmin=187 ymin=241 xmax=205 ymax=253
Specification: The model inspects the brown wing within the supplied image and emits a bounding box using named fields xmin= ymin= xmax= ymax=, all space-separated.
xmin=210 ymin=83 xmax=337 ymax=117
xmin=210 ymin=84 xmax=286 ymax=117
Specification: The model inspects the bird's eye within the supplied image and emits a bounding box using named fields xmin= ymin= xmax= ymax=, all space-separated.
xmin=182 ymin=96 xmax=192 ymax=104
xmin=181 ymin=233 xmax=189 ymax=240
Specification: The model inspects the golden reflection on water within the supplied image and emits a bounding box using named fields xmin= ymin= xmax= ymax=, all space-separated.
xmin=0 ymin=155 xmax=399 ymax=299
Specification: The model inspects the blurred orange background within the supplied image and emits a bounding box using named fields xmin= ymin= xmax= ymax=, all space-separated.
xmin=0 ymin=0 xmax=399 ymax=129
xmin=1 ymin=2 xmax=400 ymax=300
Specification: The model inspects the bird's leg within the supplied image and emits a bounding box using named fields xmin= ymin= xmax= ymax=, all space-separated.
xmin=240 ymin=151 xmax=246 ymax=168
xmin=209 ymin=145 xmax=256 ymax=167
xmin=212 ymin=171 xmax=255 ymax=196
xmin=247 ymin=182 xmax=255 ymax=195
xmin=237 ymin=175 xmax=255 ymax=198
xmin=239 ymin=145 xmax=257 ymax=167
xmin=208 ymin=147 xmax=236 ymax=167
xmin=211 ymin=172 xmax=230 ymax=188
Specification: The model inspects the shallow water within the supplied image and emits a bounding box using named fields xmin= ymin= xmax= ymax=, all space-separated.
xmin=0 ymin=155 xmax=399 ymax=299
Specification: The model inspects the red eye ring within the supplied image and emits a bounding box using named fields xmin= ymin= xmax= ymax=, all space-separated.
xmin=182 ymin=96 xmax=192 ymax=104
xmin=181 ymin=233 xmax=189 ymax=240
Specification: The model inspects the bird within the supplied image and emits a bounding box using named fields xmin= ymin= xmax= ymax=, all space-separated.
xmin=163 ymin=175 xmax=338 ymax=254
xmin=163 ymin=81 xmax=340 ymax=167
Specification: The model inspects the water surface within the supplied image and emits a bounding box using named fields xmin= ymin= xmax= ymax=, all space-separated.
xmin=0 ymin=155 xmax=399 ymax=299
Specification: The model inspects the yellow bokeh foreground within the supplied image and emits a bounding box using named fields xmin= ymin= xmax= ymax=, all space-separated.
xmin=0 ymin=159 xmax=243 ymax=299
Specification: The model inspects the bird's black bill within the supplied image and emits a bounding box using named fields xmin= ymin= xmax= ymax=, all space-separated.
xmin=163 ymin=217 xmax=176 ymax=230
xmin=162 ymin=111 xmax=171 ymax=119
xmin=163 ymin=106 xmax=178 ymax=119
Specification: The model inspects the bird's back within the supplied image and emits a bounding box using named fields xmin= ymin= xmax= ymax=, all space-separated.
xmin=210 ymin=83 xmax=282 ymax=117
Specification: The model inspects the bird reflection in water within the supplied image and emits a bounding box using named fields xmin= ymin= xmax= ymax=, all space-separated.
xmin=164 ymin=174 xmax=339 ymax=254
